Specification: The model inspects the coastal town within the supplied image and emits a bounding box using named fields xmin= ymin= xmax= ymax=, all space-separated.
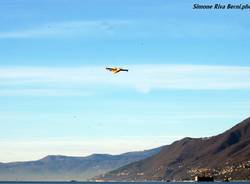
xmin=188 ymin=160 xmax=250 ymax=181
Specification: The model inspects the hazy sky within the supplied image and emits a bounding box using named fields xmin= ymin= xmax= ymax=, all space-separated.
xmin=1 ymin=0 xmax=250 ymax=162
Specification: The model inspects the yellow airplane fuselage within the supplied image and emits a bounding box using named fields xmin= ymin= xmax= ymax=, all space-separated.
xmin=106 ymin=67 xmax=128 ymax=74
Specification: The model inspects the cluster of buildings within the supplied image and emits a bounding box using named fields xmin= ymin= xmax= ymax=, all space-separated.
xmin=188 ymin=160 xmax=250 ymax=181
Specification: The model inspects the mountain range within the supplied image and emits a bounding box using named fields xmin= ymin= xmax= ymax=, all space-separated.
xmin=1 ymin=117 xmax=250 ymax=181
xmin=0 ymin=147 xmax=161 ymax=181
xmin=97 ymin=117 xmax=250 ymax=181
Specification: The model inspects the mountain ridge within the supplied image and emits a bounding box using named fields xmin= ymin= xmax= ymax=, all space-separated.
xmin=0 ymin=147 xmax=161 ymax=181
xmin=96 ymin=117 xmax=250 ymax=181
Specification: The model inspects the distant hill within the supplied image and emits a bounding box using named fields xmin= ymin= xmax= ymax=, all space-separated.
xmin=0 ymin=147 xmax=161 ymax=181
xmin=97 ymin=117 xmax=250 ymax=181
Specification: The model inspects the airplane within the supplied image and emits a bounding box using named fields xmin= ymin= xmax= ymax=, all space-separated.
xmin=106 ymin=67 xmax=129 ymax=74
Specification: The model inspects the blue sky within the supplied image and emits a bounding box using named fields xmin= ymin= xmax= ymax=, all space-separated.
xmin=0 ymin=0 xmax=250 ymax=162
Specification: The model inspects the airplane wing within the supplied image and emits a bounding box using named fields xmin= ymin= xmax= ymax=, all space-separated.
xmin=120 ymin=69 xmax=128 ymax=72
xmin=106 ymin=67 xmax=113 ymax=71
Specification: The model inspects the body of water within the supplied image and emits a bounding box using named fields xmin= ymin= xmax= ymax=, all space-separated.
xmin=0 ymin=182 xmax=249 ymax=184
